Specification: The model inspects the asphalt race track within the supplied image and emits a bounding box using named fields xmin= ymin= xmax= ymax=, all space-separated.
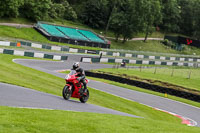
xmin=0 ymin=53 xmax=200 ymax=126
xmin=0 ymin=82 xmax=138 ymax=118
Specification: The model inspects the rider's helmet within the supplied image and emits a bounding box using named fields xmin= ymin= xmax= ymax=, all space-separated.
xmin=73 ymin=62 xmax=80 ymax=70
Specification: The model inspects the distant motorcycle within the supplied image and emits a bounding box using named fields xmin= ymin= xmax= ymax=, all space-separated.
xmin=62 ymin=70 xmax=89 ymax=103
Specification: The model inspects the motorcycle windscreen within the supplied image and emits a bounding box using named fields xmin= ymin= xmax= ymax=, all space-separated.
xmin=69 ymin=70 xmax=76 ymax=75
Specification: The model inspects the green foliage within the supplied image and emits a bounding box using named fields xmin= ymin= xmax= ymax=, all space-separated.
xmin=178 ymin=0 xmax=200 ymax=40
xmin=161 ymin=0 xmax=181 ymax=32
xmin=162 ymin=39 xmax=176 ymax=48
xmin=49 ymin=1 xmax=77 ymax=21
xmin=62 ymin=1 xmax=77 ymax=21
xmin=49 ymin=3 xmax=65 ymax=19
xmin=110 ymin=0 xmax=144 ymax=42
xmin=192 ymin=0 xmax=200 ymax=40
xmin=21 ymin=0 xmax=52 ymax=21
xmin=80 ymin=0 xmax=108 ymax=28
xmin=143 ymin=0 xmax=162 ymax=42
xmin=0 ymin=0 xmax=24 ymax=18
xmin=1 ymin=0 xmax=200 ymax=43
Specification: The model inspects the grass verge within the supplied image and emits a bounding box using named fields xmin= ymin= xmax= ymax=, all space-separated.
xmin=110 ymin=39 xmax=200 ymax=55
xmin=1 ymin=106 xmax=200 ymax=133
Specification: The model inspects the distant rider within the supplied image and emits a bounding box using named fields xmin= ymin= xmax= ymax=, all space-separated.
xmin=72 ymin=62 xmax=87 ymax=94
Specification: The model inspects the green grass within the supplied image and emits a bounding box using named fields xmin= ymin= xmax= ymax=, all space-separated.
xmin=136 ymin=31 xmax=164 ymax=38
xmin=94 ymin=68 xmax=200 ymax=91
xmin=0 ymin=54 xmax=64 ymax=95
xmin=110 ymin=40 xmax=175 ymax=52
xmin=0 ymin=45 xmax=26 ymax=50
xmin=1 ymin=54 xmax=199 ymax=132
xmin=110 ymin=39 xmax=200 ymax=55
xmin=1 ymin=106 xmax=200 ymax=133
xmin=0 ymin=17 xmax=34 ymax=24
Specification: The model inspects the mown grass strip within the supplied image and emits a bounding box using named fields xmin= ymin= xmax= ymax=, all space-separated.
xmin=1 ymin=106 xmax=200 ymax=133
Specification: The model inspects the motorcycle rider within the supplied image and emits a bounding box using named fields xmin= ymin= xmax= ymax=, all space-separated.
xmin=72 ymin=62 xmax=87 ymax=94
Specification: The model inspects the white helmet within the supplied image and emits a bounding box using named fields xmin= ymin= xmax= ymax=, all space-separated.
xmin=73 ymin=62 xmax=80 ymax=69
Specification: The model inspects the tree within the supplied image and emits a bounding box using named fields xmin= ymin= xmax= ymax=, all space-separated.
xmin=143 ymin=0 xmax=162 ymax=42
xmin=49 ymin=3 xmax=65 ymax=19
xmin=192 ymin=0 xmax=200 ymax=40
xmin=21 ymin=0 xmax=52 ymax=21
xmin=62 ymin=1 xmax=77 ymax=21
xmin=67 ymin=0 xmax=84 ymax=4
xmin=110 ymin=0 xmax=143 ymax=43
xmin=49 ymin=0 xmax=77 ymax=20
xmin=110 ymin=12 xmax=125 ymax=42
xmin=161 ymin=0 xmax=180 ymax=33
xmin=0 ymin=0 xmax=24 ymax=18
xmin=178 ymin=0 xmax=196 ymax=36
xmin=80 ymin=0 xmax=109 ymax=28
xmin=104 ymin=0 xmax=123 ymax=36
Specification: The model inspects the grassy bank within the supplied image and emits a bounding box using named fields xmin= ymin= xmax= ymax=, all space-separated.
xmin=1 ymin=24 xmax=200 ymax=55
xmin=1 ymin=106 xmax=200 ymax=133
xmin=110 ymin=39 xmax=200 ymax=55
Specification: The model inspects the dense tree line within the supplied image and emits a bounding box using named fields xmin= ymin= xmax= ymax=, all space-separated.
xmin=0 ymin=0 xmax=200 ymax=41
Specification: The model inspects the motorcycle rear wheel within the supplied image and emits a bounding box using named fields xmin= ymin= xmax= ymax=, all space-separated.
xmin=62 ymin=85 xmax=72 ymax=100
xmin=80 ymin=89 xmax=89 ymax=103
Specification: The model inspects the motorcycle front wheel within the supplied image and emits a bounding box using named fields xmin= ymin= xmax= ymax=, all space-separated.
xmin=80 ymin=89 xmax=89 ymax=103
xmin=62 ymin=85 xmax=72 ymax=100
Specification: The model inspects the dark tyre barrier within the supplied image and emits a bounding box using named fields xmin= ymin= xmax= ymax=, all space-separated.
xmin=85 ymin=71 xmax=200 ymax=102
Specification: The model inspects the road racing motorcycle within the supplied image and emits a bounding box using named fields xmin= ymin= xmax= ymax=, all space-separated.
xmin=62 ymin=70 xmax=89 ymax=103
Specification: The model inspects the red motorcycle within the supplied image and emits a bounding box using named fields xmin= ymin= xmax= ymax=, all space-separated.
xmin=62 ymin=70 xmax=89 ymax=103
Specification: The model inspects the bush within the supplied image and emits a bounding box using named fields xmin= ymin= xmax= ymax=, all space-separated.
xmin=162 ymin=39 xmax=175 ymax=47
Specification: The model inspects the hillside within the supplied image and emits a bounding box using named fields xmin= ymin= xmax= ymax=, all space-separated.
xmin=1 ymin=19 xmax=200 ymax=55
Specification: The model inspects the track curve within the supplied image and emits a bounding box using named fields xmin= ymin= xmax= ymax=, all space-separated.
xmin=0 ymin=82 xmax=138 ymax=118
xmin=1 ymin=53 xmax=200 ymax=126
